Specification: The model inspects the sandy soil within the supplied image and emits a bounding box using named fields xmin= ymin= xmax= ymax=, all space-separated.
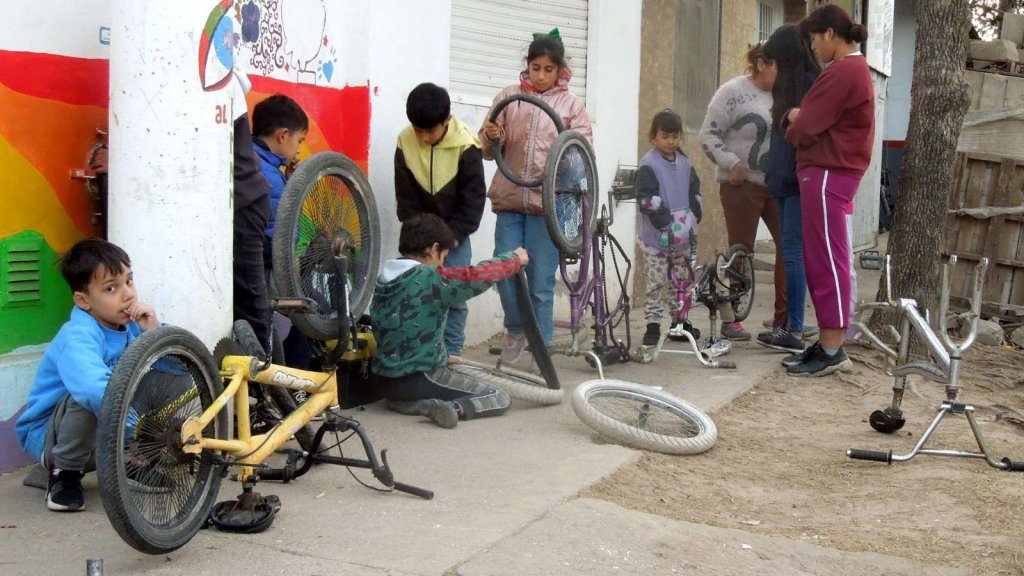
xmin=585 ymin=343 xmax=1024 ymax=575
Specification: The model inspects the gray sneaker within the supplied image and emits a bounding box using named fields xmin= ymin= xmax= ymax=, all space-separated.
xmin=786 ymin=344 xmax=852 ymax=377
xmin=416 ymin=399 xmax=459 ymax=429
xmin=720 ymin=321 xmax=751 ymax=341
xmin=756 ymin=328 xmax=804 ymax=354
xmin=500 ymin=332 xmax=527 ymax=364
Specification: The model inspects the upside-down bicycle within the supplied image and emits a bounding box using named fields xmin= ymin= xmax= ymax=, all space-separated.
xmin=846 ymin=255 xmax=1023 ymax=471
xmin=95 ymin=153 xmax=432 ymax=555
xmin=632 ymin=224 xmax=756 ymax=370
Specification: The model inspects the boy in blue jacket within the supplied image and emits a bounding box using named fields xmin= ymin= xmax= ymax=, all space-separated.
xmin=252 ymin=93 xmax=309 ymax=258
xmin=16 ymin=238 xmax=158 ymax=511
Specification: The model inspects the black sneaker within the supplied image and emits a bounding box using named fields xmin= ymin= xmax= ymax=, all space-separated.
xmin=786 ymin=343 xmax=852 ymax=377
xmin=668 ymin=320 xmax=700 ymax=342
xmin=46 ymin=468 xmax=85 ymax=511
xmin=757 ymin=327 xmax=804 ymax=354
xmin=642 ymin=323 xmax=660 ymax=346
xmin=782 ymin=341 xmax=818 ymax=368
xmin=250 ymin=406 xmax=280 ymax=435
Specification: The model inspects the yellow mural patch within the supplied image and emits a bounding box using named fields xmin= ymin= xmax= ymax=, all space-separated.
xmin=0 ymin=136 xmax=83 ymax=252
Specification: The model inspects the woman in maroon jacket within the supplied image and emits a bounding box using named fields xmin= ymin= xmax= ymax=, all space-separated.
xmin=783 ymin=4 xmax=873 ymax=377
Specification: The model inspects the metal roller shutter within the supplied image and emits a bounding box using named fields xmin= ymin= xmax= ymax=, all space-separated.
xmin=450 ymin=0 xmax=589 ymax=107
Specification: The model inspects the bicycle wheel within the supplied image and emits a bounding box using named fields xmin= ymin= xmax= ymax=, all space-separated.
xmin=488 ymin=93 xmax=566 ymax=188
xmin=571 ymin=380 xmax=717 ymax=455
xmin=543 ymin=130 xmax=599 ymax=257
xmin=453 ymin=359 xmax=563 ymax=405
xmin=96 ymin=326 xmax=228 ymax=554
xmin=722 ymin=244 xmax=756 ymax=322
xmin=272 ymin=151 xmax=381 ymax=341
xmin=231 ymin=320 xmax=318 ymax=454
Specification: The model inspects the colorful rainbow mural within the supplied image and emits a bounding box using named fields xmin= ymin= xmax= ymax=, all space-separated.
xmin=1 ymin=0 xmax=371 ymax=473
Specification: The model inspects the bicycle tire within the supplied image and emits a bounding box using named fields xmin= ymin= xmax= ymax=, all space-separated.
xmin=488 ymin=93 xmax=566 ymax=188
xmin=571 ymin=379 xmax=717 ymax=455
xmin=272 ymin=151 xmax=381 ymax=341
xmin=232 ymin=320 xmax=318 ymax=454
xmin=542 ymin=130 xmax=599 ymax=257
xmin=453 ymin=359 xmax=563 ymax=405
xmin=722 ymin=244 xmax=755 ymax=322
xmin=513 ymin=269 xmax=561 ymax=390
xmin=96 ymin=326 xmax=228 ymax=554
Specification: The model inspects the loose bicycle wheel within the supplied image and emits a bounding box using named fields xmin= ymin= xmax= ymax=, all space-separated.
xmin=543 ymin=130 xmax=599 ymax=257
xmin=96 ymin=326 xmax=228 ymax=554
xmin=721 ymin=244 xmax=756 ymax=322
xmin=232 ymin=320 xmax=318 ymax=454
xmin=272 ymin=151 xmax=381 ymax=341
xmin=452 ymin=359 xmax=563 ymax=405
xmin=488 ymin=93 xmax=566 ymax=188
xmin=571 ymin=380 xmax=717 ymax=455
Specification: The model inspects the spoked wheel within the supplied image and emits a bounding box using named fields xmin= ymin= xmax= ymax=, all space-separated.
xmin=488 ymin=93 xmax=566 ymax=188
xmin=720 ymin=244 xmax=756 ymax=322
xmin=231 ymin=320 xmax=319 ymax=453
xmin=452 ymin=359 xmax=563 ymax=405
xmin=571 ymin=380 xmax=717 ymax=455
xmin=96 ymin=326 xmax=228 ymax=554
xmin=542 ymin=130 xmax=599 ymax=257
xmin=272 ymin=151 xmax=381 ymax=341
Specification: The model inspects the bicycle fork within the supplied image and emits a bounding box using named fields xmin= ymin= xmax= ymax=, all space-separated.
xmin=848 ymin=256 xmax=1024 ymax=471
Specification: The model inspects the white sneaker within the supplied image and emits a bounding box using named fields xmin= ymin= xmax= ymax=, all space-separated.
xmin=703 ymin=340 xmax=732 ymax=357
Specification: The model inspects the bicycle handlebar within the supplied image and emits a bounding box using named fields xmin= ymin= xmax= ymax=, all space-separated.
xmin=391 ymin=481 xmax=434 ymax=500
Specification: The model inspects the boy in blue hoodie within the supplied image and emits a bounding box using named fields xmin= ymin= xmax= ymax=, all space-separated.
xmin=16 ymin=238 xmax=158 ymax=511
xmin=251 ymin=93 xmax=313 ymax=382
xmin=252 ymin=93 xmax=309 ymax=260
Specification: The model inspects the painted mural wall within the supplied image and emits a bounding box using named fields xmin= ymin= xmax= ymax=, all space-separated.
xmin=0 ymin=0 xmax=371 ymax=473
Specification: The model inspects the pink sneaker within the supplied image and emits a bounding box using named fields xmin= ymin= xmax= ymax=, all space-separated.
xmin=720 ymin=321 xmax=751 ymax=341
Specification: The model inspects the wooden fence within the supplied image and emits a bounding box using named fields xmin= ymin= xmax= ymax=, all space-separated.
xmin=944 ymin=152 xmax=1024 ymax=321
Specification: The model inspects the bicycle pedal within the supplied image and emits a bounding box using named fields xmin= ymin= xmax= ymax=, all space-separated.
xmin=859 ymin=250 xmax=884 ymax=270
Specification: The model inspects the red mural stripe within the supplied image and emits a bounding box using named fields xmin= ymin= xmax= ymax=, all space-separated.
xmin=249 ymin=75 xmax=370 ymax=162
xmin=0 ymin=50 xmax=108 ymax=108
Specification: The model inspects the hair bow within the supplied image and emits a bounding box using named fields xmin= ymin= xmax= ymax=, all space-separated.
xmin=532 ymin=28 xmax=561 ymax=42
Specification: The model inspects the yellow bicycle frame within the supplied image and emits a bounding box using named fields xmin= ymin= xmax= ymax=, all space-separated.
xmin=179 ymin=355 xmax=336 ymax=482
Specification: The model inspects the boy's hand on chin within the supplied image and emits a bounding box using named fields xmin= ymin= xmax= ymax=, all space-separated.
xmin=128 ymin=302 xmax=158 ymax=331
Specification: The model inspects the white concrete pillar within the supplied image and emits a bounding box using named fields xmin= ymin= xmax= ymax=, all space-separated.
xmin=108 ymin=1 xmax=233 ymax=349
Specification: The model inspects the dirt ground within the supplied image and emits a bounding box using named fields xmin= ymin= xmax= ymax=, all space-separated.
xmin=585 ymin=342 xmax=1024 ymax=575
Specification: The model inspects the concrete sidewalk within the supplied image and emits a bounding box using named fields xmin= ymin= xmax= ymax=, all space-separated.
xmin=0 ymin=255 xmax=958 ymax=575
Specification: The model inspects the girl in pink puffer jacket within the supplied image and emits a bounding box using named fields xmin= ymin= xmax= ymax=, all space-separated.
xmin=480 ymin=32 xmax=593 ymax=367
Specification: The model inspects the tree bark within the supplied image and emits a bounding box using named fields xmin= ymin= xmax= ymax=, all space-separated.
xmin=873 ymin=0 xmax=971 ymax=335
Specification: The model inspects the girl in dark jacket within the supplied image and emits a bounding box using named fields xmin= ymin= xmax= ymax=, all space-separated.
xmin=758 ymin=24 xmax=820 ymax=355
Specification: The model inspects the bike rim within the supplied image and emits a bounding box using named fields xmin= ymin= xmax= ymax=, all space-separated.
xmin=552 ymin=143 xmax=593 ymax=251
xmin=583 ymin=387 xmax=709 ymax=439
xmin=117 ymin=346 xmax=220 ymax=534
xmin=293 ymin=169 xmax=374 ymax=323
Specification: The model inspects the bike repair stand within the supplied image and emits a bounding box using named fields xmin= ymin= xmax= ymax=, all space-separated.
xmin=848 ymin=256 xmax=1024 ymax=471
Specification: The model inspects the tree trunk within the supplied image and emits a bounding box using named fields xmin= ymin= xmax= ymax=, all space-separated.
xmin=872 ymin=0 xmax=971 ymax=336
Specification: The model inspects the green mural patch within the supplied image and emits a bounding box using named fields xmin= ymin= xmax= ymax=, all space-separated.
xmin=0 ymin=231 xmax=72 ymax=355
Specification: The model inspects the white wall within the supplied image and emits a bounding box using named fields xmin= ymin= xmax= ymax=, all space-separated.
xmin=366 ymin=1 xmax=643 ymax=349
xmin=885 ymin=0 xmax=916 ymax=141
